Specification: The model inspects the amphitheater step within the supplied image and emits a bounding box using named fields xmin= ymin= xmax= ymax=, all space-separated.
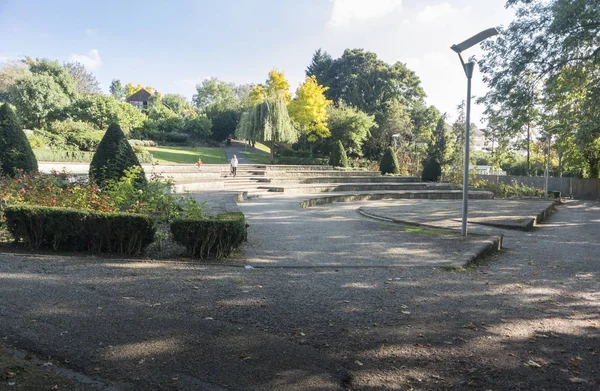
xmin=259 ymin=183 xmax=461 ymax=194
xmin=268 ymin=176 xmax=420 ymax=184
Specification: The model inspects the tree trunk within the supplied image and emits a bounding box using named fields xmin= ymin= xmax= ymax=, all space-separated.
xmin=588 ymin=158 xmax=599 ymax=179
xmin=270 ymin=139 xmax=274 ymax=163
xmin=526 ymin=123 xmax=531 ymax=176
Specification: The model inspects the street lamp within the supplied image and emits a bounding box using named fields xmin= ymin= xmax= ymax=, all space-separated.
xmin=451 ymin=27 xmax=499 ymax=236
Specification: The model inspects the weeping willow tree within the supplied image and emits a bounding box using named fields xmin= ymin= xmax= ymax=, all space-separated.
xmin=235 ymin=96 xmax=298 ymax=161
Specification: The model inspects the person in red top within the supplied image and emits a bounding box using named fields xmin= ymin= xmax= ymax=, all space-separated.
xmin=196 ymin=158 xmax=203 ymax=170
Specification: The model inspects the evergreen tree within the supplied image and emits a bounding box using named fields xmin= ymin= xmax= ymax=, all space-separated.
xmin=380 ymin=147 xmax=400 ymax=175
xmin=89 ymin=123 xmax=146 ymax=187
xmin=329 ymin=140 xmax=349 ymax=167
xmin=0 ymin=104 xmax=38 ymax=177
xmin=421 ymin=158 xmax=442 ymax=182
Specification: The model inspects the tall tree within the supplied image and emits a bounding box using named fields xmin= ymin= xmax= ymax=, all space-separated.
xmin=11 ymin=73 xmax=71 ymax=128
xmin=64 ymin=62 xmax=101 ymax=95
xmin=288 ymin=76 xmax=332 ymax=142
xmin=162 ymin=93 xmax=192 ymax=115
xmin=0 ymin=61 xmax=31 ymax=103
xmin=326 ymin=102 xmax=377 ymax=157
xmin=306 ymin=49 xmax=333 ymax=89
xmin=22 ymin=57 xmax=77 ymax=99
xmin=480 ymin=0 xmax=600 ymax=177
xmin=109 ymin=79 xmax=125 ymax=100
xmin=264 ymin=69 xmax=292 ymax=103
xmin=193 ymin=78 xmax=237 ymax=111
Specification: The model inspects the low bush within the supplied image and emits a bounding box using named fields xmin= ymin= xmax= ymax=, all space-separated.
xmin=4 ymin=205 xmax=155 ymax=255
xmin=33 ymin=149 xmax=153 ymax=163
xmin=471 ymin=178 xmax=545 ymax=198
xmin=275 ymin=149 xmax=312 ymax=158
xmin=65 ymin=130 xmax=105 ymax=151
xmin=170 ymin=212 xmax=246 ymax=259
xmin=129 ymin=139 xmax=158 ymax=147
xmin=276 ymin=156 xmax=329 ymax=165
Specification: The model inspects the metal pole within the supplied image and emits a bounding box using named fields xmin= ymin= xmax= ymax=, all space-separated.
xmin=545 ymin=136 xmax=550 ymax=198
xmin=462 ymin=62 xmax=475 ymax=236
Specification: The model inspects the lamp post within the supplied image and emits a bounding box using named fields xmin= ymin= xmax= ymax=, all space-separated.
xmin=451 ymin=27 xmax=499 ymax=236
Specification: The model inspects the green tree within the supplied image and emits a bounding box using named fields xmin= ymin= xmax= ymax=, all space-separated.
xmin=0 ymin=61 xmax=31 ymax=103
xmin=89 ymin=123 xmax=146 ymax=188
xmin=380 ymin=146 xmax=400 ymax=175
xmin=109 ymin=79 xmax=125 ymax=100
xmin=115 ymin=101 xmax=147 ymax=135
xmin=421 ymin=158 xmax=441 ymax=182
xmin=193 ymin=78 xmax=238 ymax=111
xmin=68 ymin=95 xmax=119 ymax=129
xmin=306 ymin=49 xmax=333 ymax=89
xmin=480 ymin=0 xmax=600 ymax=177
xmin=63 ymin=62 xmax=101 ymax=95
xmin=288 ymin=75 xmax=332 ymax=142
xmin=162 ymin=94 xmax=192 ymax=115
xmin=265 ymin=69 xmax=292 ymax=103
xmin=11 ymin=73 xmax=71 ymax=128
xmin=329 ymin=140 xmax=349 ymax=168
xmin=23 ymin=57 xmax=77 ymax=99
xmin=0 ymin=104 xmax=38 ymax=176
xmin=326 ymin=102 xmax=376 ymax=157
xmin=427 ymin=115 xmax=453 ymax=172
xmin=366 ymin=99 xmax=413 ymax=160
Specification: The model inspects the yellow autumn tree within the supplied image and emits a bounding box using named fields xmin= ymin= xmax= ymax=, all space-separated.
xmin=124 ymin=83 xmax=154 ymax=98
xmin=288 ymin=76 xmax=332 ymax=142
xmin=248 ymin=85 xmax=266 ymax=106
xmin=265 ymin=69 xmax=292 ymax=103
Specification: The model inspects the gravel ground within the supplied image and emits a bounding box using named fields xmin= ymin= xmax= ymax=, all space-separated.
xmin=0 ymin=200 xmax=598 ymax=390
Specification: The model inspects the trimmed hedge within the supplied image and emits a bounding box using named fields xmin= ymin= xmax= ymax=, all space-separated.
xmin=4 ymin=205 xmax=155 ymax=255
xmin=380 ymin=147 xmax=400 ymax=175
xmin=421 ymin=158 xmax=442 ymax=182
xmin=0 ymin=104 xmax=38 ymax=177
xmin=170 ymin=212 xmax=247 ymax=259
xmin=276 ymin=156 xmax=329 ymax=165
xmin=329 ymin=140 xmax=349 ymax=168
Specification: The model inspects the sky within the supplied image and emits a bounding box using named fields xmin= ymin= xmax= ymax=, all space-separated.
xmin=0 ymin=0 xmax=515 ymax=125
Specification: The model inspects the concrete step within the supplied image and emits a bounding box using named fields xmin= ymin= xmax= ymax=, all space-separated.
xmin=298 ymin=190 xmax=495 ymax=207
xmin=259 ymin=183 xmax=461 ymax=194
xmin=268 ymin=176 xmax=421 ymax=184
xmin=266 ymin=170 xmax=381 ymax=178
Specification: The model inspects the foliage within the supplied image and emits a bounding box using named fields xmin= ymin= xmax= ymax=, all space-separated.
xmin=479 ymin=0 xmax=600 ymax=178
xmin=115 ymin=101 xmax=147 ymax=134
xmin=170 ymin=212 xmax=247 ymax=259
xmin=470 ymin=177 xmax=545 ymax=199
xmin=4 ymin=204 xmax=155 ymax=254
xmin=288 ymin=76 xmax=332 ymax=142
xmin=366 ymin=99 xmax=413 ymax=159
xmin=206 ymin=108 xmax=238 ymax=141
xmin=67 ymin=95 xmax=118 ymax=129
xmin=193 ymin=78 xmax=238 ymax=111
xmin=421 ymin=158 xmax=441 ymax=182
xmin=265 ymin=69 xmax=292 ymax=103
xmin=162 ymin=93 xmax=192 ymax=115
xmin=11 ymin=73 xmax=71 ymax=128
xmin=109 ymin=79 xmax=125 ymax=100
xmin=426 ymin=115 xmax=453 ymax=174
xmin=0 ymin=104 xmax=38 ymax=176
xmin=329 ymin=140 xmax=349 ymax=167
xmin=22 ymin=57 xmax=77 ymax=99
xmin=124 ymin=83 xmax=153 ymax=98
xmin=89 ymin=123 xmax=146 ymax=188
xmin=63 ymin=62 xmax=101 ymax=95
xmin=379 ymin=147 xmax=400 ymax=175
xmin=325 ymin=102 xmax=376 ymax=157
xmin=33 ymin=149 xmax=153 ymax=163
xmin=0 ymin=61 xmax=31 ymax=103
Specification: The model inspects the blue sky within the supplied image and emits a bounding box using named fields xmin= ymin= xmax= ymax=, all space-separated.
xmin=0 ymin=0 xmax=514 ymax=124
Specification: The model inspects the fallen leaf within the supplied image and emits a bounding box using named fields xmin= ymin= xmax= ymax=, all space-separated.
xmin=354 ymin=360 xmax=363 ymax=366
xmin=463 ymin=323 xmax=478 ymax=331
xmin=401 ymin=311 xmax=411 ymax=315
xmin=526 ymin=360 xmax=541 ymax=368
xmin=570 ymin=377 xmax=586 ymax=384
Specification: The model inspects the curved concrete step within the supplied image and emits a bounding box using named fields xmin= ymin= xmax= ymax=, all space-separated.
xmin=259 ymin=183 xmax=461 ymax=194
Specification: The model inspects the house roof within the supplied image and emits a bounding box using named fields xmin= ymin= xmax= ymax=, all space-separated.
xmin=126 ymin=88 xmax=152 ymax=102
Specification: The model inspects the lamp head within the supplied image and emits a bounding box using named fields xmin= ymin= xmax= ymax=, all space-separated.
xmin=451 ymin=27 xmax=499 ymax=53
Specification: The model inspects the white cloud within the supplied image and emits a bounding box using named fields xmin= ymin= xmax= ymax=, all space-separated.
xmin=329 ymin=0 xmax=402 ymax=27
xmin=69 ymin=49 xmax=102 ymax=70
xmin=85 ymin=28 xmax=97 ymax=37
xmin=417 ymin=2 xmax=458 ymax=24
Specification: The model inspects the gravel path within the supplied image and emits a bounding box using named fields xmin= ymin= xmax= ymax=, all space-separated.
xmin=0 ymin=200 xmax=598 ymax=390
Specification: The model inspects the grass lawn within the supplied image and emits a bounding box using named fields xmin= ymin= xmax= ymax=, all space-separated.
xmin=253 ymin=141 xmax=271 ymax=154
xmin=242 ymin=151 xmax=272 ymax=164
xmin=145 ymin=146 xmax=227 ymax=164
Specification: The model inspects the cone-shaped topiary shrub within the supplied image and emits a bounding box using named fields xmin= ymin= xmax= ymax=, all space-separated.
xmin=90 ymin=122 xmax=146 ymax=188
xmin=0 ymin=104 xmax=38 ymax=177
xmin=421 ymin=157 xmax=442 ymax=182
xmin=379 ymin=147 xmax=400 ymax=175
xmin=329 ymin=140 xmax=349 ymax=168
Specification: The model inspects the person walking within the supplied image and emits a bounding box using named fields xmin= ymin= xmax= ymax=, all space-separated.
xmin=230 ymin=154 xmax=238 ymax=177
xmin=196 ymin=158 xmax=203 ymax=170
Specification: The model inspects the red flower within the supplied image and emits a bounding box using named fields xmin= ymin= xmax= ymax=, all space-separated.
xmin=19 ymin=188 xmax=26 ymax=195
xmin=46 ymin=187 xmax=51 ymax=191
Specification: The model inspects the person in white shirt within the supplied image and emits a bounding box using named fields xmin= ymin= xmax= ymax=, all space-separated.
xmin=230 ymin=154 xmax=238 ymax=177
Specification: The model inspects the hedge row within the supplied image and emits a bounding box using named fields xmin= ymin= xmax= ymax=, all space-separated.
xmin=276 ymin=156 xmax=329 ymax=165
xmin=170 ymin=212 xmax=247 ymax=259
xmin=4 ymin=205 xmax=156 ymax=255
xmin=33 ymin=149 xmax=154 ymax=163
